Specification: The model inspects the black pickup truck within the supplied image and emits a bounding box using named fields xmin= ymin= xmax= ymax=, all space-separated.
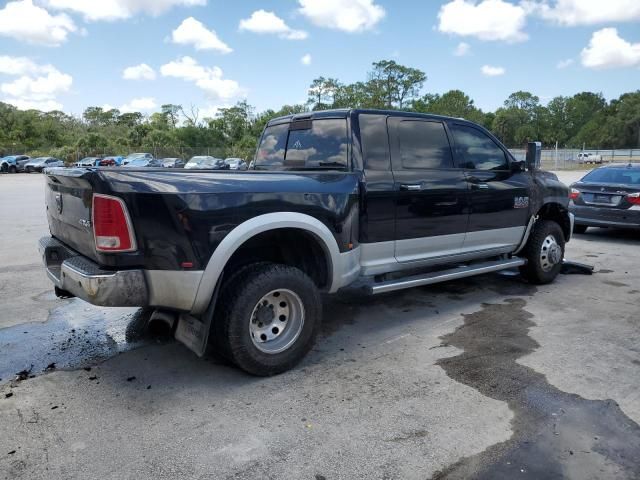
xmin=40 ymin=109 xmax=573 ymax=375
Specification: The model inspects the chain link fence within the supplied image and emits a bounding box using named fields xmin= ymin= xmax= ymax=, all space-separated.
xmin=509 ymin=148 xmax=640 ymax=170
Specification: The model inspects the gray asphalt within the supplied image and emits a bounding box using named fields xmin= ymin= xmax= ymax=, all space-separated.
xmin=1 ymin=172 xmax=639 ymax=480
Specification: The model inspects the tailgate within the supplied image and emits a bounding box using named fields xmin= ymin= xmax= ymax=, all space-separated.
xmin=45 ymin=168 xmax=99 ymax=261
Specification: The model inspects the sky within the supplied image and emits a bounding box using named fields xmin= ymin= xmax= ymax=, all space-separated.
xmin=0 ymin=0 xmax=639 ymax=118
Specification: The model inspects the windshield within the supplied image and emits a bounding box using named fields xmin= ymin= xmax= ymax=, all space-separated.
xmin=254 ymin=119 xmax=348 ymax=170
xmin=187 ymin=156 xmax=218 ymax=167
xmin=125 ymin=158 xmax=149 ymax=167
xmin=126 ymin=153 xmax=148 ymax=160
xmin=581 ymin=168 xmax=640 ymax=185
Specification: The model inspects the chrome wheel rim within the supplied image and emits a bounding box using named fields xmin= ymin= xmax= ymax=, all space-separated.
xmin=540 ymin=234 xmax=562 ymax=272
xmin=249 ymin=289 xmax=305 ymax=354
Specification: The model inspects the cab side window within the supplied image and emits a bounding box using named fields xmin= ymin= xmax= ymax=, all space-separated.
xmin=397 ymin=120 xmax=453 ymax=169
xmin=359 ymin=114 xmax=390 ymax=170
xmin=450 ymin=124 xmax=509 ymax=171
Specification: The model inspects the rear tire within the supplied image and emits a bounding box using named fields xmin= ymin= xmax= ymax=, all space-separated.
xmin=573 ymin=224 xmax=588 ymax=235
xmin=520 ymin=220 xmax=565 ymax=285
xmin=212 ymin=263 xmax=321 ymax=376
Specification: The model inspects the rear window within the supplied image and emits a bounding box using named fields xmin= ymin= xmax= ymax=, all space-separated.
xmin=255 ymin=119 xmax=348 ymax=170
xmin=582 ymin=168 xmax=640 ymax=185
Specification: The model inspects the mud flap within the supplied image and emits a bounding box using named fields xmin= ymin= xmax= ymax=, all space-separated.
xmin=174 ymin=277 xmax=221 ymax=357
xmin=561 ymin=259 xmax=594 ymax=275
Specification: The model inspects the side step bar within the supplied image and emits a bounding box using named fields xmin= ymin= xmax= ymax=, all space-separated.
xmin=369 ymin=258 xmax=526 ymax=295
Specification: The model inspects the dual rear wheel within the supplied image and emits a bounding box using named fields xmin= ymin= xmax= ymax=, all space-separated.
xmin=211 ymin=263 xmax=321 ymax=376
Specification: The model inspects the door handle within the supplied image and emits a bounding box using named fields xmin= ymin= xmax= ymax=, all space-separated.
xmin=472 ymin=183 xmax=490 ymax=190
xmin=400 ymin=184 xmax=422 ymax=191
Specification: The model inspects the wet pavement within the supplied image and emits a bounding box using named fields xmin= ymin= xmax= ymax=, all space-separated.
xmin=433 ymin=299 xmax=640 ymax=479
xmin=0 ymin=296 xmax=155 ymax=384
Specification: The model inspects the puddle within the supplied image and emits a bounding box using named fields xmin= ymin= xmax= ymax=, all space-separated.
xmin=0 ymin=297 xmax=159 ymax=384
xmin=432 ymin=299 xmax=640 ymax=479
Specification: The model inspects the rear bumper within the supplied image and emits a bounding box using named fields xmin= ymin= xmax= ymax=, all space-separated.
xmin=570 ymin=204 xmax=640 ymax=229
xmin=39 ymin=237 xmax=204 ymax=310
xmin=39 ymin=237 xmax=148 ymax=306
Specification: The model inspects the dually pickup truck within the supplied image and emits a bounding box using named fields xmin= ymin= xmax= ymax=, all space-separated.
xmin=40 ymin=109 xmax=573 ymax=375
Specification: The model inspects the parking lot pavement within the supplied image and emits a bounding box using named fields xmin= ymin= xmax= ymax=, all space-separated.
xmin=0 ymin=174 xmax=58 ymax=330
xmin=1 ymin=171 xmax=639 ymax=479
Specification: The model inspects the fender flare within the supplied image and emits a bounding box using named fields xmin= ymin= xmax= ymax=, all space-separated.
xmin=190 ymin=212 xmax=342 ymax=315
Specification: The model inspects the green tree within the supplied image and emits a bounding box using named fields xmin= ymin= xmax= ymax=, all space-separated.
xmin=412 ymin=90 xmax=484 ymax=123
xmin=367 ymin=60 xmax=426 ymax=109
xmin=307 ymin=77 xmax=341 ymax=110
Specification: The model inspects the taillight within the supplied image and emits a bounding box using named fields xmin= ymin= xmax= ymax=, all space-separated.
xmin=92 ymin=194 xmax=137 ymax=252
xmin=569 ymin=188 xmax=580 ymax=200
xmin=627 ymin=193 xmax=640 ymax=205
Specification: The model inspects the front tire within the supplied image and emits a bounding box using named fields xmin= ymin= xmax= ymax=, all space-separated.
xmin=212 ymin=263 xmax=322 ymax=376
xmin=520 ymin=220 xmax=565 ymax=284
xmin=8 ymin=165 xmax=16 ymax=173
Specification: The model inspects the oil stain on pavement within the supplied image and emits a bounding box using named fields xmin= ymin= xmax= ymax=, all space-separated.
xmin=433 ymin=298 xmax=640 ymax=479
xmin=0 ymin=296 xmax=159 ymax=384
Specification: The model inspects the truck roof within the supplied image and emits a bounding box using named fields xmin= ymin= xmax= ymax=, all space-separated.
xmin=266 ymin=108 xmax=468 ymax=127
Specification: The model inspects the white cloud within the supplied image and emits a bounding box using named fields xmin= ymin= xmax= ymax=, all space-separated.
xmin=0 ymin=57 xmax=72 ymax=111
xmin=122 ymin=63 xmax=156 ymax=80
xmin=0 ymin=56 xmax=46 ymax=75
xmin=239 ymin=10 xmax=307 ymax=40
xmin=4 ymin=98 xmax=63 ymax=111
xmin=454 ymin=42 xmax=470 ymax=56
xmin=160 ymin=56 xmax=243 ymax=101
xmin=556 ymin=58 xmax=574 ymax=69
xmin=301 ymin=53 xmax=312 ymax=65
xmin=171 ymin=17 xmax=232 ymax=53
xmin=527 ymin=0 xmax=640 ymax=26
xmin=1 ymin=69 xmax=72 ymax=99
xmin=481 ymin=65 xmax=506 ymax=76
xmin=581 ymin=28 xmax=640 ymax=69
xmin=438 ymin=0 xmax=528 ymax=43
xmin=119 ymin=97 xmax=157 ymax=113
xmin=0 ymin=0 xmax=76 ymax=46
xmin=43 ymin=0 xmax=206 ymax=22
xmin=298 ymin=0 xmax=385 ymax=33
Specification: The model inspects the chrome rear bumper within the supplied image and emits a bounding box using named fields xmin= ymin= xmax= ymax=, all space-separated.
xmin=39 ymin=237 xmax=148 ymax=307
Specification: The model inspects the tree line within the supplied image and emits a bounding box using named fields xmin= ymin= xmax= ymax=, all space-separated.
xmin=1 ymin=59 xmax=638 ymax=162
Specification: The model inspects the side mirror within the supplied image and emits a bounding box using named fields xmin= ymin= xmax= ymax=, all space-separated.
xmin=526 ymin=141 xmax=542 ymax=171
xmin=511 ymin=160 xmax=526 ymax=173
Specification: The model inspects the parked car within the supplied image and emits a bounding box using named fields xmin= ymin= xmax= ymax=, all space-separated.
xmin=75 ymin=157 xmax=100 ymax=167
xmin=122 ymin=152 xmax=153 ymax=166
xmin=39 ymin=109 xmax=573 ymax=376
xmin=576 ymin=153 xmax=603 ymax=164
xmin=25 ymin=157 xmax=64 ymax=173
xmin=184 ymin=156 xmax=229 ymax=170
xmin=225 ymin=158 xmax=248 ymax=170
xmin=1 ymin=155 xmax=30 ymax=173
xmin=123 ymin=157 xmax=164 ymax=168
xmin=161 ymin=158 xmax=185 ymax=168
xmin=97 ymin=156 xmax=123 ymax=167
xmin=570 ymin=163 xmax=640 ymax=233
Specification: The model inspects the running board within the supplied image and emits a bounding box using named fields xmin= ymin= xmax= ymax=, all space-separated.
xmin=369 ymin=258 xmax=527 ymax=295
